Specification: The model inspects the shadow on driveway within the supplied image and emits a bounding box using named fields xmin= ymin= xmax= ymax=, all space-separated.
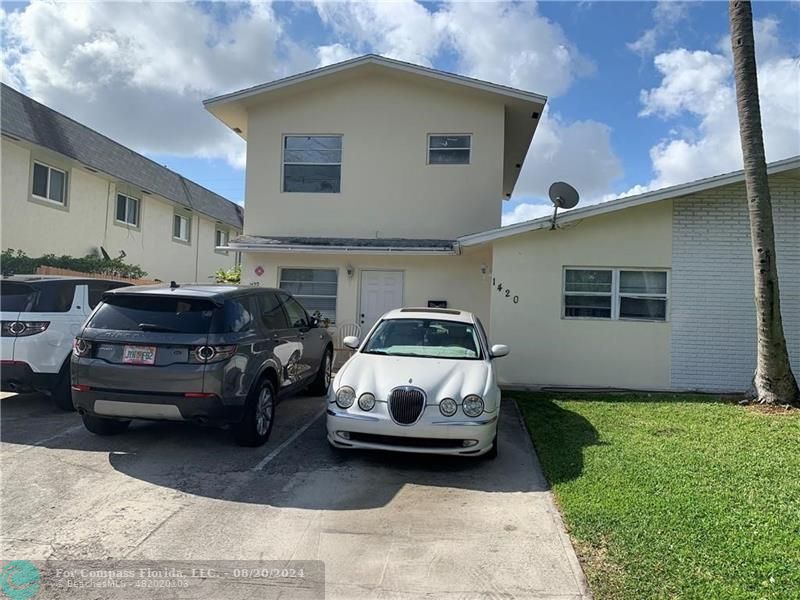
xmin=1 ymin=392 xmax=545 ymax=510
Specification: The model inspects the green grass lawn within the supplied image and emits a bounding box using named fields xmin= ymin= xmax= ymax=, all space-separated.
xmin=513 ymin=392 xmax=800 ymax=600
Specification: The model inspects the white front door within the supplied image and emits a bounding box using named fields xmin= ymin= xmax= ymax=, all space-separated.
xmin=359 ymin=270 xmax=404 ymax=331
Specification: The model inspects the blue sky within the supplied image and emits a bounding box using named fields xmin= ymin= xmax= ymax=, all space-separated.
xmin=3 ymin=1 xmax=799 ymax=224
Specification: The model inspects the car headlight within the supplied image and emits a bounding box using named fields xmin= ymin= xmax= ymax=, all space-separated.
xmin=439 ymin=398 xmax=457 ymax=417
xmin=462 ymin=395 xmax=484 ymax=417
xmin=336 ymin=386 xmax=356 ymax=409
xmin=358 ymin=393 xmax=376 ymax=411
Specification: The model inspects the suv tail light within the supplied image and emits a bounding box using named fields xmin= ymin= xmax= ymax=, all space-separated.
xmin=1 ymin=321 xmax=50 ymax=337
xmin=73 ymin=338 xmax=93 ymax=357
xmin=191 ymin=345 xmax=237 ymax=363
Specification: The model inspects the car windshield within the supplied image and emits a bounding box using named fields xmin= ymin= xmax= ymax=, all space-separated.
xmin=362 ymin=318 xmax=482 ymax=360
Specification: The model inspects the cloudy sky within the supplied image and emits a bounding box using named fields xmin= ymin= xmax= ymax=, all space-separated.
xmin=2 ymin=1 xmax=799 ymax=225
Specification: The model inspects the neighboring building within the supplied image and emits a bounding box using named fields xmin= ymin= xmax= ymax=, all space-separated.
xmin=205 ymin=54 xmax=798 ymax=393
xmin=204 ymin=54 xmax=546 ymax=330
xmin=1 ymin=84 xmax=242 ymax=282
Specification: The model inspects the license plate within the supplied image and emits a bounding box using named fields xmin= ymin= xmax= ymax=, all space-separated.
xmin=122 ymin=345 xmax=157 ymax=365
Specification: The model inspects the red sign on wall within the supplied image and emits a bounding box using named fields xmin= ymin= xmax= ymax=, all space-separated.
xmin=254 ymin=265 xmax=264 ymax=277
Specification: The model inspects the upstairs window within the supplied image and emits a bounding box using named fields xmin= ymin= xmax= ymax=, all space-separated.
xmin=115 ymin=194 xmax=139 ymax=226
xmin=173 ymin=213 xmax=191 ymax=242
xmin=282 ymin=135 xmax=342 ymax=193
xmin=428 ymin=135 xmax=471 ymax=165
xmin=215 ymin=228 xmax=229 ymax=253
xmin=564 ymin=268 xmax=668 ymax=321
xmin=32 ymin=161 xmax=67 ymax=205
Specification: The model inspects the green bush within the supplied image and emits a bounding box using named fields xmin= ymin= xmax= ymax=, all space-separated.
xmin=1 ymin=248 xmax=147 ymax=279
xmin=214 ymin=264 xmax=241 ymax=284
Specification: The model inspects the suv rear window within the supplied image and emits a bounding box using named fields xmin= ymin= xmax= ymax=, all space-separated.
xmin=88 ymin=296 xmax=221 ymax=334
xmin=0 ymin=281 xmax=76 ymax=312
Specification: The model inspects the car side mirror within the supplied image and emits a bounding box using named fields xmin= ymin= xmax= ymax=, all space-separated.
xmin=490 ymin=344 xmax=510 ymax=358
xmin=343 ymin=336 xmax=360 ymax=350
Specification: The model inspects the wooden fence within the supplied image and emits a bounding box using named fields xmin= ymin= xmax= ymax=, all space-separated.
xmin=35 ymin=266 xmax=161 ymax=285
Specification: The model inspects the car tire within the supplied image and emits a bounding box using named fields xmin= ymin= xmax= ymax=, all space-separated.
xmin=52 ymin=363 xmax=75 ymax=412
xmin=485 ymin=435 xmax=498 ymax=460
xmin=307 ymin=348 xmax=333 ymax=396
xmin=82 ymin=414 xmax=130 ymax=435
xmin=234 ymin=378 xmax=276 ymax=447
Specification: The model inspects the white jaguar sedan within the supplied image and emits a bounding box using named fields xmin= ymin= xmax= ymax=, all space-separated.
xmin=326 ymin=308 xmax=509 ymax=458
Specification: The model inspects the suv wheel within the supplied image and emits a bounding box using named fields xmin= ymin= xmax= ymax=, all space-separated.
xmin=234 ymin=378 xmax=275 ymax=447
xmin=308 ymin=348 xmax=332 ymax=396
xmin=82 ymin=414 xmax=130 ymax=435
xmin=52 ymin=363 xmax=75 ymax=412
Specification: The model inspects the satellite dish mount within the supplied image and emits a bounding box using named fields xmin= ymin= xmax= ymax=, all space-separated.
xmin=548 ymin=182 xmax=580 ymax=230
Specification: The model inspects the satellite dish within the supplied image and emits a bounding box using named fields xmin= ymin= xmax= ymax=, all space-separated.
xmin=548 ymin=182 xmax=580 ymax=229
xmin=100 ymin=246 xmax=111 ymax=261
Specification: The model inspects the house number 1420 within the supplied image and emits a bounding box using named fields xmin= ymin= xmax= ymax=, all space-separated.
xmin=492 ymin=278 xmax=519 ymax=304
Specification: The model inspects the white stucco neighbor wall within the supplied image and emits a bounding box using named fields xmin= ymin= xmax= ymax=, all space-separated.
xmin=488 ymin=201 xmax=674 ymax=390
xmin=670 ymin=176 xmax=800 ymax=391
xmin=1 ymin=138 xmax=239 ymax=282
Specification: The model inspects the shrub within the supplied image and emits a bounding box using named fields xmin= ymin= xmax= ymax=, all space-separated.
xmin=214 ymin=264 xmax=241 ymax=284
xmin=1 ymin=248 xmax=147 ymax=279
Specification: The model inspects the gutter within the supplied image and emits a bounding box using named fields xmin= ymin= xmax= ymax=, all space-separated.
xmin=217 ymin=243 xmax=461 ymax=256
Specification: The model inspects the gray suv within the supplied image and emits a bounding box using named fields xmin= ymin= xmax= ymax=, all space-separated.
xmin=71 ymin=284 xmax=333 ymax=446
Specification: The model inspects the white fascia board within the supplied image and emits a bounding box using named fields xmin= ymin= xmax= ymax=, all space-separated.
xmin=460 ymin=155 xmax=800 ymax=246
xmin=203 ymin=54 xmax=546 ymax=108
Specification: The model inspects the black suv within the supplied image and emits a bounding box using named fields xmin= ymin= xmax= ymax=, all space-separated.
xmin=72 ymin=284 xmax=333 ymax=446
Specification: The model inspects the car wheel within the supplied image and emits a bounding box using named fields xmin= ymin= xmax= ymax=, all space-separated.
xmin=234 ymin=378 xmax=276 ymax=447
xmin=307 ymin=348 xmax=333 ymax=396
xmin=484 ymin=435 xmax=498 ymax=460
xmin=82 ymin=414 xmax=130 ymax=435
xmin=52 ymin=363 xmax=75 ymax=412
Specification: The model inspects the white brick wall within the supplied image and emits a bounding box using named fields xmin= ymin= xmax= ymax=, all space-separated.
xmin=670 ymin=175 xmax=800 ymax=391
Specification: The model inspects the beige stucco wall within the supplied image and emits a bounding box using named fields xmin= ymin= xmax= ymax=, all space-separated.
xmin=488 ymin=200 xmax=674 ymax=390
xmin=244 ymin=71 xmax=506 ymax=240
xmin=241 ymin=246 xmax=493 ymax=331
xmin=1 ymin=138 xmax=238 ymax=282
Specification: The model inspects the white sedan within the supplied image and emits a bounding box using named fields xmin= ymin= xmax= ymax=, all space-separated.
xmin=326 ymin=308 xmax=509 ymax=458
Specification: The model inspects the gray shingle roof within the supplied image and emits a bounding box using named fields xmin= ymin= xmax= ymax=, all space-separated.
xmin=1 ymin=84 xmax=242 ymax=229
xmin=229 ymin=235 xmax=456 ymax=252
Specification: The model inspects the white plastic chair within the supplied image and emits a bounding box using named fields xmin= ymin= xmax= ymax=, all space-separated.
xmin=336 ymin=322 xmax=362 ymax=350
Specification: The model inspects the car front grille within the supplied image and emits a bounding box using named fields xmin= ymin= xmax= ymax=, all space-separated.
xmin=389 ymin=387 xmax=425 ymax=425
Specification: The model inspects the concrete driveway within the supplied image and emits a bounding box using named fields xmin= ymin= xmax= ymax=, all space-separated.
xmin=1 ymin=390 xmax=589 ymax=599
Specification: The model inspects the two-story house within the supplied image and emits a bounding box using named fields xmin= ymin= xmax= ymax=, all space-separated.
xmin=204 ymin=54 xmax=546 ymax=331
xmin=1 ymin=84 xmax=242 ymax=282
xmin=205 ymin=55 xmax=799 ymax=394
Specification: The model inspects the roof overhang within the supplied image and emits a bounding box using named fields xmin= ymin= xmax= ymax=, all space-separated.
xmin=221 ymin=235 xmax=461 ymax=256
xmin=460 ymin=155 xmax=800 ymax=247
xmin=203 ymin=54 xmax=546 ymax=198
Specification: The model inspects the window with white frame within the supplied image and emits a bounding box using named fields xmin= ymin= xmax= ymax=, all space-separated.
xmin=282 ymin=135 xmax=342 ymax=193
xmin=215 ymin=228 xmax=229 ymax=252
xmin=173 ymin=213 xmax=191 ymax=242
xmin=564 ymin=268 xmax=668 ymax=321
xmin=279 ymin=268 xmax=337 ymax=324
xmin=428 ymin=134 xmax=471 ymax=164
xmin=115 ymin=194 xmax=139 ymax=226
xmin=32 ymin=161 xmax=67 ymax=205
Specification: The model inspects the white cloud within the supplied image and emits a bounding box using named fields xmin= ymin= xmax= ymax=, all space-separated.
xmin=316 ymin=43 xmax=358 ymax=67
xmin=511 ymin=106 xmax=623 ymax=202
xmin=1 ymin=1 xmax=315 ymax=168
xmin=628 ymin=0 xmax=690 ymax=57
xmin=502 ymin=202 xmax=553 ymax=226
xmin=638 ymin=19 xmax=800 ymax=188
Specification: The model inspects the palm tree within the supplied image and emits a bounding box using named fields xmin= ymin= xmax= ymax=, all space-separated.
xmin=728 ymin=0 xmax=798 ymax=405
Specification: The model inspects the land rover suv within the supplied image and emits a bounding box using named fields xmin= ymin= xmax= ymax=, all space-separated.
xmin=71 ymin=284 xmax=333 ymax=446
xmin=1 ymin=275 xmax=129 ymax=409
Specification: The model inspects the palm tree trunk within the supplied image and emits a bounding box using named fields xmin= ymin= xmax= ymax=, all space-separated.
xmin=729 ymin=0 xmax=799 ymax=405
